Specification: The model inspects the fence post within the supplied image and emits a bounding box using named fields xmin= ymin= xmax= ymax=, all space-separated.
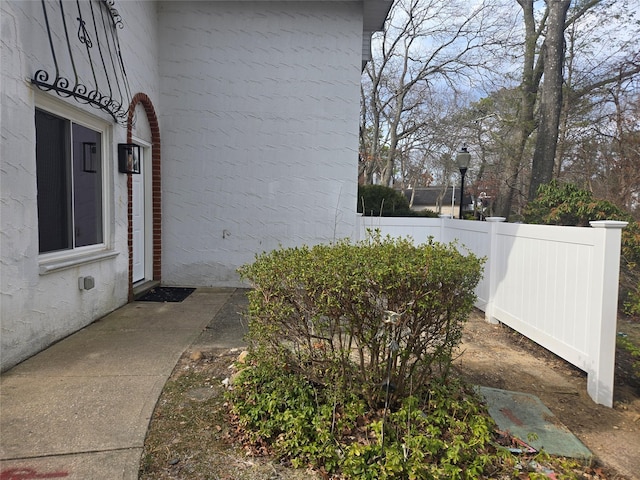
xmin=588 ymin=220 xmax=628 ymax=407
xmin=438 ymin=214 xmax=451 ymax=241
xmin=484 ymin=217 xmax=506 ymax=325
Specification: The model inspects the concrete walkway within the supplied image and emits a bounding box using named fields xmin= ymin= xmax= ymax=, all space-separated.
xmin=0 ymin=287 xmax=246 ymax=480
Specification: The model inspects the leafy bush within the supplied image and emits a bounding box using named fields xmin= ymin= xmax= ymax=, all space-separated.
xmin=228 ymin=357 xmax=366 ymax=473
xmin=524 ymin=181 xmax=640 ymax=317
xmin=340 ymin=385 xmax=495 ymax=479
xmin=357 ymin=185 xmax=412 ymax=216
xmin=228 ymin=358 xmax=497 ymax=478
xmin=413 ymin=209 xmax=441 ymax=218
xmin=617 ymin=335 xmax=640 ymax=382
xmin=523 ymin=181 xmax=625 ymax=226
xmin=237 ymin=233 xmax=484 ymax=409
xmin=231 ymin=235 xmax=594 ymax=478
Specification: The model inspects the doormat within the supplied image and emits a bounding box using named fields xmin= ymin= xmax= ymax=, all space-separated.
xmin=136 ymin=287 xmax=196 ymax=303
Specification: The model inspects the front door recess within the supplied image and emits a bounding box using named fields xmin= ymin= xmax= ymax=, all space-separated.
xmin=132 ymin=143 xmax=147 ymax=283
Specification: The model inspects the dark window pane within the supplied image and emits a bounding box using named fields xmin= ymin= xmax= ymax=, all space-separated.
xmin=36 ymin=109 xmax=71 ymax=253
xmin=72 ymin=123 xmax=102 ymax=247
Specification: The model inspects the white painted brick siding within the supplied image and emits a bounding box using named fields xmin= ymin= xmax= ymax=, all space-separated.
xmin=158 ymin=2 xmax=362 ymax=286
xmin=1 ymin=0 xmax=371 ymax=369
xmin=0 ymin=1 xmax=159 ymax=370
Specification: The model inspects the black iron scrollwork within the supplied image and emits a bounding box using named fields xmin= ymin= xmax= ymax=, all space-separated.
xmin=31 ymin=0 xmax=132 ymax=125
xmin=102 ymin=0 xmax=123 ymax=29
xmin=77 ymin=17 xmax=93 ymax=47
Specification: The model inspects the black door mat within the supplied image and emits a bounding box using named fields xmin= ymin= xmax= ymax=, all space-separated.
xmin=136 ymin=287 xmax=196 ymax=302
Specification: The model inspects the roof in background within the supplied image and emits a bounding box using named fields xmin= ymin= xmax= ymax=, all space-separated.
xmin=362 ymin=0 xmax=393 ymax=68
xmin=399 ymin=187 xmax=472 ymax=206
xmin=363 ymin=0 xmax=394 ymax=31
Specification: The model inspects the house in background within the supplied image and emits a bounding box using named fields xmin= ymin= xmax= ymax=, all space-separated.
xmin=0 ymin=0 xmax=393 ymax=371
xmin=401 ymin=187 xmax=474 ymax=218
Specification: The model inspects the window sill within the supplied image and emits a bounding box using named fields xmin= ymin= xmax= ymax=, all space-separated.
xmin=39 ymin=249 xmax=119 ymax=275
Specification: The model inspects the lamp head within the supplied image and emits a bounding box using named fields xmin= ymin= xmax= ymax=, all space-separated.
xmin=455 ymin=146 xmax=471 ymax=171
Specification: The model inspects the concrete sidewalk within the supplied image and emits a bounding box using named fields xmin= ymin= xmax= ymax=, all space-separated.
xmin=0 ymin=287 xmax=247 ymax=480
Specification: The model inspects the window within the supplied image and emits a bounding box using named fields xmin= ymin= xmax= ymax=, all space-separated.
xmin=35 ymin=108 xmax=104 ymax=254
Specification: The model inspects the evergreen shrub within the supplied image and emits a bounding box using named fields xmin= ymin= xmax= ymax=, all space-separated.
xmin=237 ymin=233 xmax=484 ymax=408
xmin=524 ymin=181 xmax=640 ymax=317
xmin=357 ymin=185 xmax=412 ymax=216
xmin=230 ymin=233 xmax=597 ymax=477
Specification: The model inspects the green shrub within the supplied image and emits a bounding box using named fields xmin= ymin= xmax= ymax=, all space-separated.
xmin=357 ymin=185 xmax=412 ymax=216
xmin=227 ymin=359 xmax=496 ymax=478
xmin=341 ymin=385 xmax=495 ymax=479
xmin=617 ymin=335 xmax=640 ymax=382
xmin=231 ymin=235 xmax=591 ymax=478
xmin=414 ymin=209 xmax=440 ymax=218
xmin=238 ymin=233 xmax=484 ymax=409
xmin=524 ymin=181 xmax=640 ymax=317
xmin=228 ymin=357 xmax=365 ymax=473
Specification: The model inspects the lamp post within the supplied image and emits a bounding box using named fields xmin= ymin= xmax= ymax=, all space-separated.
xmin=455 ymin=146 xmax=471 ymax=219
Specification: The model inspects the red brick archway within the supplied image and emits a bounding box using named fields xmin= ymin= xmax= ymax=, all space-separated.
xmin=126 ymin=93 xmax=161 ymax=301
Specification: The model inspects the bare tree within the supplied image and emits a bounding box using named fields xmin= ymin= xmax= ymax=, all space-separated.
xmin=555 ymin=3 xmax=640 ymax=185
xmin=361 ymin=0 xmax=513 ymax=187
xmin=561 ymin=77 xmax=640 ymax=216
xmin=468 ymin=88 xmax=531 ymax=217
xmin=361 ymin=0 xmax=640 ymax=220
xmin=496 ymin=0 xmax=640 ymax=213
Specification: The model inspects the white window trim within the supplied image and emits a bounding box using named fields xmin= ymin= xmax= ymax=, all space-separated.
xmin=39 ymin=250 xmax=119 ymax=275
xmin=35 ymin=92 xmax=116 ymax=274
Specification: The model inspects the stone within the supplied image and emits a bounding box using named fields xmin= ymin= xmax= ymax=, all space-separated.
xmin=237 ymin=350 xmax=249 ymax=363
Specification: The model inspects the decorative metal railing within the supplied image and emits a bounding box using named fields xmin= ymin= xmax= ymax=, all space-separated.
xmin=31 ymin=0 xmax=132 ymax=125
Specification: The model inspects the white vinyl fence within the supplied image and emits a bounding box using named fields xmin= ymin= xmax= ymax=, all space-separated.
xmin=355 ymin=215 xmax=628 ymax=407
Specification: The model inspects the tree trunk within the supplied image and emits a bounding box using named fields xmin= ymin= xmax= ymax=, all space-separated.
xmin=529 ymin=0 xmax=570 ymax=200
xmin=496 ymin=0 xmax=540 ymax=218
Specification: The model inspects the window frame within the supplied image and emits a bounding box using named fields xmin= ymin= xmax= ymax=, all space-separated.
xmin=35 ymin=94 xmax=115 ymax=274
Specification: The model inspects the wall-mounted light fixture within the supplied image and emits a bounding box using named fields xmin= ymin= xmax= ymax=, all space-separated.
xmin=118 ymin=143 xmax=141 ymax=174
xmin=83 ymin=142 xmax=98 ymax=172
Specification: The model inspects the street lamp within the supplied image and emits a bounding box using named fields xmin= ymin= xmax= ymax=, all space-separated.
xmin=455 ymin=146 xmax=471 ymax=219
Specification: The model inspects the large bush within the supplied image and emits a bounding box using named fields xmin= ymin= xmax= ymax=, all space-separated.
xmin=524 ymin=181 xmax=640 ymax=316
xmin=357 ymin=184 xmax=412 ymax=216
xmin=238 ymin=234 xmax=484 ymax=408
xmin=231 ymin=236 xmax=590 ymax=478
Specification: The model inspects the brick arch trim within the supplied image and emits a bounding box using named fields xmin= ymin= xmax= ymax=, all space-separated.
xmin=126 ymin=93 xmax=161 ymax=301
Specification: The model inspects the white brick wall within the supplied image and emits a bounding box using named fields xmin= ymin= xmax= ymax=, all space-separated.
xmin=1 ymin=0 xmax=373 ymax=369
xmin=158 ymin=1 xmax=363 ymax=286
xmin=0 ymin=1 xmax=159 ymax=370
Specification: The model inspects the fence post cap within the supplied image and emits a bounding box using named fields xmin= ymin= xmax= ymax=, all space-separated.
xmin=589 ymin=220 xmax=628 ymax=229
xmin=486 ymin=217 xmax=506 ymax=222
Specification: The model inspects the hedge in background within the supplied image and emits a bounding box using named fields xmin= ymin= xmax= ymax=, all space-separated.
xmin=238 ymin=234 xmax=484 ymax=408
xmin=357 ymin=184 xmax=412 ymax=216
xmin=524 ymin=181 xmax=640 ymax=317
